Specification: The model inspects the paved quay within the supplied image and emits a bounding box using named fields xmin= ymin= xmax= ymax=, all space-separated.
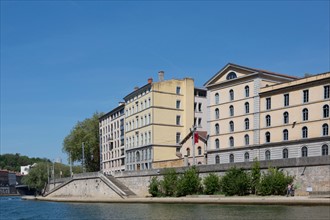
xmin=22 ymin=195 xmax=330 ymax=206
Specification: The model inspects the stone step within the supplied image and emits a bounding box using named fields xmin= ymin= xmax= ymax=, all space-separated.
xmin=106 ymin=175 xmax=136 ymax=196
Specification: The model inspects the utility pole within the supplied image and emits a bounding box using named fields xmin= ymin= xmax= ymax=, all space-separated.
xmin=47 ymin=163 xmax=49 ymax=183
xmin=69 ymin=152 xmax=72 ymax=177
xmin=52 ymin=159 xmax=55 ymax=187
xmin=191 ymin=126 xmax=196 ymax=166
xmin=82 ymin=142 xmax=86 ymax=173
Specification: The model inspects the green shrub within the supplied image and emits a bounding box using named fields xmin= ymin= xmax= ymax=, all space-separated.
xmin=258 ymin=168 xmax=294 ymax=196
xmin=203 ymin=173 xmax=221 ymax=195
xmin=250 ymin=158 xmax=261 ymax=194
xmin=148 ymin=176 xmax=160 ymax=197
xmin=177 ymin=166 xmax=202 ymax=196
xmin=159 ymin=168 xmax=178 ymax=196
xmin=221 ymin=167 xmax=251 ymax=196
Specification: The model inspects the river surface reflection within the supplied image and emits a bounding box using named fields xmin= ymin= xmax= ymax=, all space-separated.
xmin=1 ymin=196 xmax=329 ymax=220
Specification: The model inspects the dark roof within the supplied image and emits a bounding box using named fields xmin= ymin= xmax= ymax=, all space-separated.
xmin=99 ymin=104 xmax=125 ymax=120
xmin=123 ymin=83 xmax=152 ymax=101
xmin=179 ymin=130 xmax=208 ymax=145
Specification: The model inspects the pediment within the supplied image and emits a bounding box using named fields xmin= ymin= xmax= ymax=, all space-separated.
xmin=204 ymin=63 xmax=258 ymax=87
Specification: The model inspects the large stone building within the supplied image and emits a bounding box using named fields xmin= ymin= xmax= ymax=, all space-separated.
xmin=99 ymin=103 xmax=125 ymax=174
xmin=124 ymin=72 xmax=194 ymax=170
xmin=204 ymin=63 xmax=329 ymax=164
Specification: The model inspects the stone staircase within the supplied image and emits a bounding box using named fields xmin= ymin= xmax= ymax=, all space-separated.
xmin=105 ymin=175 xmax=136 ymax=197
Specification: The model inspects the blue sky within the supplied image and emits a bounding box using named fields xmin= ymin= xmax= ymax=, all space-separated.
xmin=1 ymin=0 xmax=329 ymax=163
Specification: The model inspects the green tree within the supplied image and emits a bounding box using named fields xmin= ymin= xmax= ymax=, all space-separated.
xmin=221 ymin=167 xmax=251 ymax=196
xmin=250 ymin=158 xmax=261 ymax=195
xmin=0 ymin=153 xmax=50 ymax=172
xmin=176 ymin=166 xmax=202 ymax=197
xmin=148 ymin=176 xmax=160 ymax=197
xmin=62 ymin=112 xmax=103 ymax=172
xmin=22 ymin=162 xmax=49 ymax=193
xmin=160 ymin=168 xmax=178 ymax=196
xmin=203 ymin=173 xmax=221 ymax=195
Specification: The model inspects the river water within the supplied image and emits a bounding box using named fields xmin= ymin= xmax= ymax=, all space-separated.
xmin=1 ymin=196 xmax=329 ymax=220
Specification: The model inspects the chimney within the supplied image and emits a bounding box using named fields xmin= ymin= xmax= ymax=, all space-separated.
xmin=134 ymin=86 xmax=139 ymax=91
xmin=148 ymin=78 xmax=153 ymax=84
xmin=158 ymin=71 xmax=164 ymax=82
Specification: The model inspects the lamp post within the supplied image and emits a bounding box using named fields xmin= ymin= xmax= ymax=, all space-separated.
xmin=82 ymin=142 xmax=86 ymax=173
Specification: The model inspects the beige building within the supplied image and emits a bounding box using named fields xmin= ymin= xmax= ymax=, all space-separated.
xmin=99 ymin=103 xmax=125 ymax=174
xmin=124 ymin=72 xmax=194 ymax=170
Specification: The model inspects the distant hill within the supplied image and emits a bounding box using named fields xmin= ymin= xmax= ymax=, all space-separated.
xmin=0 ymin=153 xmax=50 ymax=172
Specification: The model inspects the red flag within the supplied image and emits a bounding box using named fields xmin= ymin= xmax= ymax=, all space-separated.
xmin=194 ymin=132 xmax=199 ymax=144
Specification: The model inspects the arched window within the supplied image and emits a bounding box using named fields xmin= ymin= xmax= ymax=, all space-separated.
xmin=229 ymin=105 xmax=234 ymax=116
xmin=283 ymin=129 xmax=289 ymax=141
xmin=265 ymin=150 xmax=271 ymax=160
xmin=324 ymin=105 xmax=329 ymax=118
xmin=229 ymin=154 xmax=234 ymax=163
xmin=215 ymin=155 xmax=220 ymax=164
xmin=283 ymin=112 xmax=289 ymax=124
xmin=244 ymin=152 xmax=249 ymax=162
xmin=245 ymin=102 xmax=250 ymax=114
xmin=215 ymin=123 xmax=220 ymax=134
xmin=229 ymin=89 xmax=234 ymax=101
xmin=265 ymin=132 xmax=271 ymax=143
xmin=302 ymin=108 xmax=309 ymax=121
xmin=229 ymin=121 xmax=234 ymax=132
xmin=229 ymin=136 xmax=234 ymax=147
xmin=226 ymin=71 xmax=237 ymax=80
xmin=283 ymin=148 xmax=289 ymax=159
xmin=266 ymin=115 xmax=271 ymax=127
xmin=244 ymin=134 xmax=249 ymax=146
xmin=215 ymin=108 xmax=219 ymax=119
xmin=322 ymin=144 xmax=329 ymax=156
xmin=245 ymin=118 xmax=250 ymax=130
xmin=198 ymin=146 xmax=202 ymax=155
xmin=186 ymin=148 xmax=190 ymax=156
xmin=302 ymin=126 xmax=308 ymax=138
xmin=323 ymin=123 xmax=329 ymax=136
xmin=245 ymin=86 xmax=250 ymax=97
xmin=301 ymin=146 xmax=308 ymax=157
xmin=215 ymin=93 xmax=220 ymax=104
xmin=215 ymin=139 xmax=220 ymax=149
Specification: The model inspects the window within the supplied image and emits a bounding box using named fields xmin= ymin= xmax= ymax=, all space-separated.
xmin=245 ymin=118 xmax=250 ymax=130
xmin=176 ymin=115 xmax=181 ymax=125
xmin=227 ymin=71 xmax=237 ymax=80
xmin=215 ymin=139 xmax=220 ymax=149
xmin=302 ymin=126 xmax=308 ymax=138
xmin=186 ymin=148 xmax=190 ymax=156
xmin=176 ymin=100 xmax=181 ymax=109
xmin=198 ymin=146 xmax=202 ymax=155
xmin=229 ymin=121 xmax=234 ymax=132
xmin=229 ymin=89 xmax=234 ymax=101
xmin=176 ymin=86 xmax=181 ymax=94
xmin=323 ymin=105 xmax=329 ymax=118
xmin=323 ymin=124 xmax=329 ymax=136
xmin=283 ymin=129 xmax=289 ymax=141
xmin=194 ymin=102 xmax=197 ymax=112
xmin=283 ymin=148 xmax=289 ymax=159
xmin=215 ymin=93 xmax=219 ymax=104
xmin=303 ymin=90 xmax=309 ymax=103
xmin=244 ymin=152 xmax=249 ymax=162
xmin=215 ymin=155 xmax=220 ymax=164
xmin=229 ymin=154 xmax=234 ymax=163
xmin=215 ymin=108 xmax=219 ymax=119
xmin=265 ymin=132 xmax=271 ymax=143
xmin=176 ymin=132 xmax=181 ymax=144
xmin=322 ymin=144 xmax=329 ymax=156
xmin=283 ymin=112 xmax=289 ymax=124
xmin=324 ymin=85 xmax=329 ymax=99
xmin=244 ymin=134 xmax=249 ymax=146
xmin=245 ymin=86 xmax=250 ymax=97
xmin=198 ymin=103 xmax=202 ymax=112
xmin=198 ymin=118 xmax=202 ymax=127
xmin=301 ymin=146 xmax=308 ymax=157
xmin=229 ymin=105 xmax=234 ymax=116
xmin=265 ymin=150 xmax=271 ymax=160
xmin=266 ymin=115 xmax=271 ymax=127
xmin=284 ymin=94 xmax=289 ymax=106
xmin=245 ymin=102 xmax=250 ymax=114
xmin=266 ymin=98 xmax=271 ymax=110
xmin=229 ymin=136 xmax=234 ymax=147
xmin=215 ymin=123 xmax=220 ymax=134
xmin=302 ymin=108 xmax=308 ymax=121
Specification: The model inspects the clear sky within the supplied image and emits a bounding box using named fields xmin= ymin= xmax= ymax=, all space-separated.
xmin=1 ymin=0 xmax=329 ymax=163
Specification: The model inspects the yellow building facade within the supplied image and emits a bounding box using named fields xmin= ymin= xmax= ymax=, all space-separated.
xmin=124 ymin=74 xmax=194 ymax=170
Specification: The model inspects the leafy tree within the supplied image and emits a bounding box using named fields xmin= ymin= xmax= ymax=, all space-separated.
xmin=148 ymin=176 xmax=160 ymax=197
xmin=0 ymin=153 xmax=50 ymax=172
xmin=203 ymin=173 xmax=221 ymax=195
xmin=159 ymin=168 xmax=178 ymax=196
xmin=250 ymin=158 xmax=261 ymax=194
xmin=62 ymin=112 xmax=103 ymax=172
xmin=221 ymin=167 xmax=250 ymax=196
xmin=176 ymin=166 xmax=202 ymax=197
xmin=258 ymin=168 xmax=294 ymax=196
xmin=22 ymin=162 xmax=49 ymax=193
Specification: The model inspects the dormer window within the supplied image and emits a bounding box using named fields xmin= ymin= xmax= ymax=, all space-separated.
xmin=226 ymin=71 xmax=237 ymax=80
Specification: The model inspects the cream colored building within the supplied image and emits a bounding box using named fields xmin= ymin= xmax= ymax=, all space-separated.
xmin=99 ymin=103 xmax=125 ymax=174
xmin=124 ymin=72 xmax=194 ymax=170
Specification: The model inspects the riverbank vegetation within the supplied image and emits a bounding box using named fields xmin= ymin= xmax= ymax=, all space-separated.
xmin=0 ymin=153 xmax=50 ymax=172
xmin=148 ymin=161 xmax=294 ymax=197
